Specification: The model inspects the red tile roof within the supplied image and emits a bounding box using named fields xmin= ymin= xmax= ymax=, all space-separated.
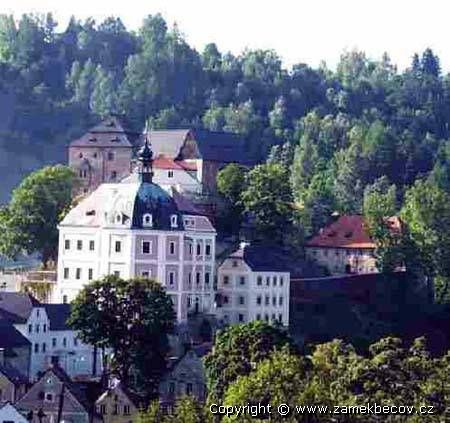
xmin=306 ymin=215 xmax=401 ymax=249
xmin=153 ymin=155 xmax=197 ymax=171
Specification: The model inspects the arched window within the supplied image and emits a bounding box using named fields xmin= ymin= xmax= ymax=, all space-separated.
xmin=116 ymin=213 xmax=122 ymax=224
xmin=170 ymin=214 xmax=178 ymax=228
xmin=143 ymin=213 xmax=153 ymax=227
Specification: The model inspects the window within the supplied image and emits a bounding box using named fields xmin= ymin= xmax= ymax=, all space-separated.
xmin=264 ymin=314 xmax=269 ymax=322
xmin=77 ymin=240 xmax=82 ymax=250
xmin=169 ymin=241 xmax=175 ymax=255
xmin=123 ymin=405 xmax=130 ymax=416
xmin=34 ymin=344 xmax=39 ymax=353
xmin=256 ymin=296 xmax=262 ymax=305
xmin=79 ymin=152 xmax=83 ymax=158
xmin=62 ymin=295 xmax=68 ymax=304
xmin=108 ymin=152 xmax=114 ymax=161
xmin=265 ymin=296 xmax=270 ymax=306
xmin=273 ymin=276 xmax=277 ymax=286
xmin=188 ymin=272 xmax=192 ymax=284
xmin=28 ymin=324 xmax=32 ymax=333
xmin=239 ymin=296 xmax=245 ymax=305
xmin=43 ymin=324 xmax=47 ymax=333
xmin=257 ymin=276 xmax=262 ymax=286
xmin=223 ymin=275 xmax=229 ymax=285
xmin=88 ymin=268 xmax=93 ymax=280
xmin=89 ymin=240 xmax=95 ymax=251
xmin=239 ymin=276 xmax=245 ymax=285
xmin=196 ymin=272 xmax=201 ymax=285
xmin=169 ymin=272 xmax=175 ymax=286
xmin=36 ymin=324 xmax=40 ymax=333
xmin=100 ymin=405 xmax=106 ymax=415
xmin=280 ymin=277 xmax=284 ymax=287
xmin=170 ymin=215 xmax=178 ymax=228
xmin=238 ymin=314 xmax=244 ymax=322
xmin=63 ymin=338 xmax=67 ymax=347
xmin=272 ymin=313 xmax=276 ymax=321
xmin=64 ymin=268 xmax=69 ymax=279
xmin=142 ymin=271 xmax=150 ymax=278
xmin=93 ymin=152 xmax=98 ymax=158
xmin=279 ymin=296 xmax=283 ymax=306
xmin=279 ymin=314 xmax=283 ymax=322
xmin=186 ymin=383 xmax=193 ymax=395
xmin=272 ymin=296 xmax=277 ymax=306
xmin=76 ymin=268 xmax=81 ymax=280
xmin=232 ymin=260 xmax=238 ymax=267
xmin=188 ymin=243 xmax=193 ymax=255
xmin=223 ymin=296 xmax=229 ymax=304
xmin=45 ymin=392 xmax=53 ymax=402
xmin=114 ymin=271 xmax=120 ymax=277
xmin=266 ymin=277 xmax=270 ymax=286
xmin=113 ymin=404 xmax=119 ymax=415
xmin=205 ymin=244 xmax=211 ymax=256
xmin=169 ymin=383 xmax=175 ymax=394
xmin=111 ymin=171 xmax=117 ymax=180
xmin=168 ymin=170 xmax=174 ymax=178
xmin=142 ymin=241 xmax=152 ymax=254
xmin=143 ymin=213 xmax=153 ymax=227
xmin=37 ymin=309 xmax=40 ymax=318
xmin=205 ymin=272 xmax=210 ymax=285
xmin=52 ymin=338 xmax=56 ymax=348
xmin=196 ymin=244 xmax=201 ymax=256
xmin=256 ymin=313 xmax=261 ymax=320
xmin=64 ymin=240 xmax=70 ymax=250
xmin=42 ymin=343 xmax=46 ymax=353
xmin=115 ymin=240 xmax=122 ymax=253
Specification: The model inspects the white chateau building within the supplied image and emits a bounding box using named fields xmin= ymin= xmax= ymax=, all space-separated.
xmin=217 ymin=243 xmax=290 ymax=326
xmin=55 ymin=136 xmax=216 ymax=322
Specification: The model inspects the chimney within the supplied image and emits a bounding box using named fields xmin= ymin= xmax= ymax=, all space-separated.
xmin=0 ymin=348 xmax=5 ymax=366
xmin=239 ymin=241 xmax=250 ymax=250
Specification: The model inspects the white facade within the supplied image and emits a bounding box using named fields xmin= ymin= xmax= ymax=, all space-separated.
xmin=54 ymin=180 xmax=216 ymax=322
xmin=0 ymin=403 xmax=28 ymax=423
xmin=217 ymin=256 xmax=290 ymax=326
xmin=152 ymin=166 xmax=202 ymax=195
xmin=13 ymin=306 xmax=102 ymax=381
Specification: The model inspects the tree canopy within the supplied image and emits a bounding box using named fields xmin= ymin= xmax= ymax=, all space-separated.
xmin=69 ymin=275 xmax=176 ymax=400
xmin=0 ymin=165 xmax=75 ymax=267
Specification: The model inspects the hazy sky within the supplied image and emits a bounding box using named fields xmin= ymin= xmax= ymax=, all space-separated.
xmin=2 ymin=0 xmax=449 ymax=71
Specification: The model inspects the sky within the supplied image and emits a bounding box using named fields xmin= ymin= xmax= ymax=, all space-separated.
xmin=2 ymin=0 xmax=450 ymax=71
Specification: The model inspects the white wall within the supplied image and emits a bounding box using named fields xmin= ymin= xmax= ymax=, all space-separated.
xmin=0 ymin=403 xmax=28 ymax=423
xmin=217 ymin=259 xmax=290 ymax=326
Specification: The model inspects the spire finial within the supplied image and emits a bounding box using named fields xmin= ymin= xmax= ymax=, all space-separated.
xmin=138 ymin=122 xmax=153 ymax=182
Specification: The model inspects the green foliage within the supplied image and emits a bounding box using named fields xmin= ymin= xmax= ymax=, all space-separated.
xmin=69 ymin=275 xmax=176 ymax=400
xmin=401 ymin=179 xmax=450 ymax=302
xmin=0 ymin=165 xmax=75 ymax=267
xmin=241 ymin=163 xmax=296 ymax=243
xmin=204 ymin=320 xmax=295 ymax=403
xmin=219 ymin=337 xmax=450 ymax=423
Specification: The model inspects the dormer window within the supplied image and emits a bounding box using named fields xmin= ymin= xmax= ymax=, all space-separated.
xmin=115 ymin=213 xmax=122 ymax=224
xmin=143 ymin=213 xmax=153 ymax=227
xmin=171 ymin=215 xmax=178 ymax=228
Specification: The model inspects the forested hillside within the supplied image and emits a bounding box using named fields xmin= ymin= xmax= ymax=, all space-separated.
xmin=1 ymin=12 xmax=450 ymax=208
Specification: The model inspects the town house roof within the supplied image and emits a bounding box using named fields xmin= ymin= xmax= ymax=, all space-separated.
xmin=306 ymin=215 xmax=402 ymax=249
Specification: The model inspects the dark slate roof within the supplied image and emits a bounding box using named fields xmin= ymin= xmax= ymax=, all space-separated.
xmin=70 ymin=116 xmax=135 ymax=149
xmin=0 ymin=320 xmax=30 ymax=348
xmin=43 ymin=304 xmax=71 ymax=331
xmin=138 ymin=128 xmax=254 ymax=164
xmin=0 ymin=293 xmax=40 ymax=323
xmin=131 ymin=182 xmax=184 ymax=231
xmin=193 ymin=129 xmax=253 ymax=164
xmin=0 ymin=362 xmax=28 ymax=384
xmin=228 ymin=243 xmax=324 ymax=278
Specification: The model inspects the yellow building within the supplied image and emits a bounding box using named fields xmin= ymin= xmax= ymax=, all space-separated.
xmin=96 ymin=381 xmax=141 ymax=423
